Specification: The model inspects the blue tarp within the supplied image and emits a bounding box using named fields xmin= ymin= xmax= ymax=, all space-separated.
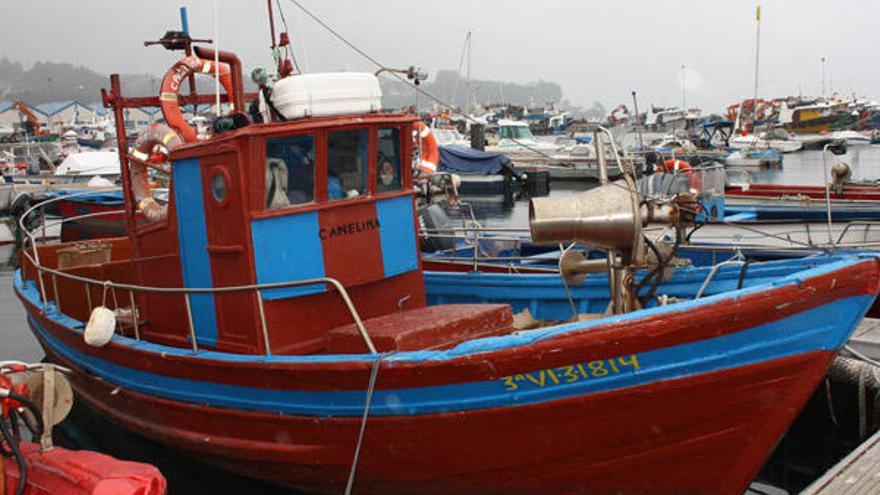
xmin=438 ymin=145 xmax=511 ymax=176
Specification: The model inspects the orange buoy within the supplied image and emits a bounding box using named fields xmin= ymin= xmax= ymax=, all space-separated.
xmin=128 ymin=123 xmax=183 ymax=222
xmin=413 ymin=122 xmax=439 ymax=176
xmin=159 ymin=56 xmax=234 ymax=143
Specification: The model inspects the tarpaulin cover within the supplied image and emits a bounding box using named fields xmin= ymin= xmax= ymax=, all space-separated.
xmin=438 ymin=145 xmax=510 ymax=175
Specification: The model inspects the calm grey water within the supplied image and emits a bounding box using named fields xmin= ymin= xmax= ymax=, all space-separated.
xmin=0 ymin=244 xmax=39 ymax=362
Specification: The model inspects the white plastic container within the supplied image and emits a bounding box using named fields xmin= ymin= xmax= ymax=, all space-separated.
xmin=261 ymin=72 xmax=383 ymax=122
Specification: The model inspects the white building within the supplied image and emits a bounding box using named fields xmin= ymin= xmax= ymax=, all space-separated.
xmin=36 ymin=101 xmax=99 ymax=131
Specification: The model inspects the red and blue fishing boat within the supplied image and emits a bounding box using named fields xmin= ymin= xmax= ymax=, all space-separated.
xmin=11 ymin=24 xmax=880 ymax=495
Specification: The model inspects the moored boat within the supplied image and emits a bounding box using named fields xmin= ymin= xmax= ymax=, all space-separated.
xmin=729 ymin=128 xmax=803 ymax=153
xmin=13 ymin=22 xmax=880 ymax=495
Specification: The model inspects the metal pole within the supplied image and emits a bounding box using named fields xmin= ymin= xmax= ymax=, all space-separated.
xmin=752 ymin=5 xmax=761 ymax=133
xmin=108 ymin=75 xmax=139 ymax=239
xmin=267 ymin=0 xmax=277 ymax=51
xmin=51 ymin=274 xmax=60 ymax=313
xmin=594 ymin=131 xmax=608 ymax=184
xmin=822 ymin=144 xmax=834 ymax=244
xmin=129 ymin=290 xmax=140 ymax=341
xmin=183 ymin=294 xmax=199 ymax=353
xmin=681 ymin=64 xmax=686 ymax=112
xmin=466 ymin=30 xmax=472 ymax=115
xmin=256 ymin=290 xmax=272 ymax=356
xmin=631 ymin=91 xmax=644 ymax=150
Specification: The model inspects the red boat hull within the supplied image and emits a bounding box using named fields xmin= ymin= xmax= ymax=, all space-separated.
xmin=3 ymin=441 xmax=166 ymax=495
xmin=44 ymin=345 xmax=831 ymax=495
xmin=726 ymin=183 xmax=880 ymax=202
xmin=17 ymin=256 xmax=880 ymax=494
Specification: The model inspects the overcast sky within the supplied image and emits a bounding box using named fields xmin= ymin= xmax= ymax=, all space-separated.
xmin=1 ymin=0 xmax=877 ymax=112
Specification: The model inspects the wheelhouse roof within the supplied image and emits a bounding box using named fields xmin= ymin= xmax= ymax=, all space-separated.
xmin=170 ymin=112 xmax=417 ymax=160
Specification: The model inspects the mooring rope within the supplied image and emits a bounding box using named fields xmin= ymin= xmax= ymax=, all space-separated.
xmin=344 ymin=353 xmax=384 ymax=495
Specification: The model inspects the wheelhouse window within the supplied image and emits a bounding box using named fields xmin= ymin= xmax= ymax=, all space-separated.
xmin=327 ymin=129 xmax=367 ymax=200
xmin=265 ymin=134 xmax=315 ymax=208
xmin=376 ymin=128 xmax=402 ymax=193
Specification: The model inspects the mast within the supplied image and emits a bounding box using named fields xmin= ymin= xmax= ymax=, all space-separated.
xmin=751 ymin=4 xmax=761 ymax=132
xmin=681 ymin=64 xmax=686 ymax=112
xmin=466 ymin=30 xmax=472 ymax=115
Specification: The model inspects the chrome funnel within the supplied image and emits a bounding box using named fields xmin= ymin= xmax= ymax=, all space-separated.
xmin=529 ymin=176 xmax=642 ymax=255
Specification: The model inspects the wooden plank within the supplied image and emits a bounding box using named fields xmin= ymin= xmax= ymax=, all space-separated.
xmin=801 ymin=428 xmax=880 ymax=494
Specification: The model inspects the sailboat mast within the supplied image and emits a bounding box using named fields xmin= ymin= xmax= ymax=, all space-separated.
xmin=466 ymin=30 xmax=472 ymax=115
xmin=752 ymin=4 xmax=761 ymax=131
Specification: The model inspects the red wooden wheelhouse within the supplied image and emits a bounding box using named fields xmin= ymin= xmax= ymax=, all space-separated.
xmin=103 ymin=79 xmax=444 ymax=355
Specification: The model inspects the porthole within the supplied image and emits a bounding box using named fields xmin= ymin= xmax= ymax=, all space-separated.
xmin=211 ymin=168 xmax=230 ymax=206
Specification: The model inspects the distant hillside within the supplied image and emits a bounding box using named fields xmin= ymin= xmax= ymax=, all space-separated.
xmin=380 ymin=70 xmax=605 ymax=119
xmin=381 ymin=69 xmax=564 ymax=110
xmin=0 ymin=58 xmax=153 ymax=104
xmin=0 ymin=57 xmax=603 ymax=118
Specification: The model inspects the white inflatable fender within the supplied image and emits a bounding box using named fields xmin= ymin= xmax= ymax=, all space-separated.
xmin=84 ymin=306 xmax=116 ymax=347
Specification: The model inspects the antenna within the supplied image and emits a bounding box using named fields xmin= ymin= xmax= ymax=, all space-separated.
xmin=752 ymin=4 xmax=761 ymax=132
xmin=213 ymin=0 xmax=221 ymax=117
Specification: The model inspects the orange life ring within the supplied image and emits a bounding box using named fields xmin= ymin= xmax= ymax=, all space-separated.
xmin=662 ymin=159 xmax=702 ymax=190
xmin=128 ymin=123 xmax=183 ymax=221
xmin=159 ymin=56 xmax=234 ymax=143
xmin=413 ymin=122 xmax=439 ymax=176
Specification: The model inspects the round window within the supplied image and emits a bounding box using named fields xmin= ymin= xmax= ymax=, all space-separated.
xmin=211 ymin=169 xmax=228 ymax=204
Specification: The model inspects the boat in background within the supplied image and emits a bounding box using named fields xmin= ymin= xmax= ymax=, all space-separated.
xmin=729 ymin=128 xmax=803 ymax=153
xmin=779 ymin=100 xmax=854 ymax=134
xmin=830 ymin=130 xmax=872 ymax=146
xmin=53 ymin=151 xmax=119 ymax=184
xmin=724 ymin=148 xmax=783 ymax=167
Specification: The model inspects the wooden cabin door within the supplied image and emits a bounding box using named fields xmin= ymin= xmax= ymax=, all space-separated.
xmin=201 ymin=153 xmax=259 ymax=353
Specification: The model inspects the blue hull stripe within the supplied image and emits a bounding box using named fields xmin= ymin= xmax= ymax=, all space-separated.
xmin=25 ymin=291 xmax=870 ymax=417
xmin=172 ymin=158 xmax=218 ymax=346
xmin=251 ymin=211 xmax=326 ymax=300
xmin=376 ymin=196 xmax=419 ymax=278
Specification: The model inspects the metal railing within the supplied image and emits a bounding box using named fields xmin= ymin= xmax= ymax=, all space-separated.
xmin=836 ymin=221 xmax=880 ymax=246
xmin=18 ymin=190 xmax=378 ymax=356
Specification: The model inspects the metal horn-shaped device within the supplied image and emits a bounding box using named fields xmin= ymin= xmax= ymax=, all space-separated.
xmin=530 ymin=175 xmax=645 ymax=314
xmin=530 ymin=175 xmax=643 ymax=255
xmin=530 ymin=174 xmax=697 ymax=315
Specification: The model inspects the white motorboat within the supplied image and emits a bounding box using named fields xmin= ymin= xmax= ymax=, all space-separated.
xmin=830 ymin=130 xmax=871 ymax=146
xmin=729 ymin=128 xmax=803 ymax=153
xmin=649 ymin=135 xmax=697 ymax=154
xmin=432 ymin=127 xmax=470 ymax=147
xmin=54 ymin=151 xmax=120 ymax=180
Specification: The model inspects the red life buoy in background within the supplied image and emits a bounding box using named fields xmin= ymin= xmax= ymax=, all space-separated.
xmin=160 ymin=56 xmax=234 ymax=143
xmin=128 ymin=123 xmax=183 ymax=221
xmin=413 ymin=122 xmax=439 ymax=177
xmin=662 ymin=159 xmax=702 ymax=190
